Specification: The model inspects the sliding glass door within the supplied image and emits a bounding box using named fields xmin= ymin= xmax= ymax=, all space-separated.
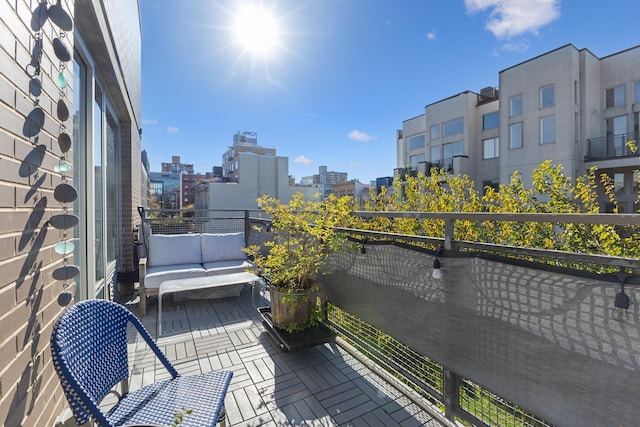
xmin=72 ymin=41 xmax=121 ymax=300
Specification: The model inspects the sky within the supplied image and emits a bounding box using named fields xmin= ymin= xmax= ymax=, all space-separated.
xmin=140 ymin=0 xmax=638 ymax=184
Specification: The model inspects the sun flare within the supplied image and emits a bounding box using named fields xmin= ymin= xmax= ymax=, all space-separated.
xmin=232 ymin=5 xmax=280 ymax=58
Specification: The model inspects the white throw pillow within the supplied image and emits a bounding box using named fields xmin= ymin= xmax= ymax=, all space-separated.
xmin=201 ymin=233 xmax=246 ymax=263
xmin=149 ymin=234 xmax=202 ymax=267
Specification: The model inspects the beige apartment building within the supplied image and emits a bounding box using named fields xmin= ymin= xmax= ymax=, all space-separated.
xmin=398 ymin=44 xmax=640 ymax=211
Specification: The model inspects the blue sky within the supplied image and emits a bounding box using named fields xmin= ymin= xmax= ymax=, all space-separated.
xmin=140 ymin=0 xmax=638 ymax=184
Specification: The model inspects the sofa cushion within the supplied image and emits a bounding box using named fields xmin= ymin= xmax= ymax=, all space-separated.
xmin=201 ymin=233 xmax=246 ymax=263
xmin=203 ymin=260 xmax=255 ymax=276
xmin=149 ymin=234 xmax=202 ymax=267
xmin=144 ymin=263 xmax=206 ymax=289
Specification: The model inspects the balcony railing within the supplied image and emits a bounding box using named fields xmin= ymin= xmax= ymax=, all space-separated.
xmin=586 ymin=132 xmax=639 ymax=161
xmin=142 ymin=209 xmax=640 ymax=427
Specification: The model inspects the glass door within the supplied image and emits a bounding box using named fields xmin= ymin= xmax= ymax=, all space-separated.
xmin=73 ymin=41 xmax=121 ymax=301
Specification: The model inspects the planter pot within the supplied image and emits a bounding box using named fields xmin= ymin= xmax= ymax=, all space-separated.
xmin=269 ymin=287 xmax=317 ymax=331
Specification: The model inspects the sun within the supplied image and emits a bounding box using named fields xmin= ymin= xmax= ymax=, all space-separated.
xmin=232 ymin=4 xmax=281 ymax=58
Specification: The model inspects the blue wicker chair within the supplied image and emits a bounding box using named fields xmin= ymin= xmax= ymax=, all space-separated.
xmin=50 ymin=299 xmax=233 ymax=427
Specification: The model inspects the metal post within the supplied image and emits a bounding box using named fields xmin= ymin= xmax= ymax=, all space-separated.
xmin=444 ymin=218 xmax=454 ymax=251
xmin=443 ymin=369 xmax=461 ymax=421
xmin=244 ymin=210 xmax=250 ymax=247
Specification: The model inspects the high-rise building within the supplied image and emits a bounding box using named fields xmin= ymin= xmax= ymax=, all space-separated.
xmin=398 ymin=44 xmax=640 ymax=212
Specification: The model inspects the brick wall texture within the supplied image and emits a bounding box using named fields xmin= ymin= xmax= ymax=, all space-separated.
xmin=0 ymin=0 xmax=75 ymax=425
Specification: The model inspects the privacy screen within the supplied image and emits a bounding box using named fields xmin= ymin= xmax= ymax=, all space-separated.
xmin=323 ymin=244 xmax=638 ymax=426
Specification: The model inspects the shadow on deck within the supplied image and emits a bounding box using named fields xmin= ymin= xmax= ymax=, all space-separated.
xmin=119 ymin=286 xmax=449 ymax=427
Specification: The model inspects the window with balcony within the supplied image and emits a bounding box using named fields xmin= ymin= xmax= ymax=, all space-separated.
xmin=607 ymin=115 xmax=628 ymax=156
xmin=410 ymin=153 xmax=425 ymax=167
xmin=606 ymin=85 xmax=625 ymax=108
xmin=443 ymin=141 xmax=463 ymax=161
xmin=483 ymin=112 xmax=499 ymax=130
xmin=540 ymin=85 xmax=554 ymax=108
xmin=540 ymin=115 xmax=555 ymax=144
xmin=430 ymin=146 xmax=441 ymax=163
xmin=483 ymin=137 xmax=499 ymax=159
xmin=443 ymin=118 xmax=463 ymax=137
xmin=509 ymin=122 xmax=523 ymax=149
xmin=409 ymin=134 xmax=425 ymax=150
xmin=510 ymin=95 xmax=522 ymax=117
xmin=430 ymin=124 xmax=439 ymax=140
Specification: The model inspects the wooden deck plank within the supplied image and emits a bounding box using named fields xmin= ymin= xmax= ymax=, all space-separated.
xmin=124 ymin=288 xmax=445 ymax=427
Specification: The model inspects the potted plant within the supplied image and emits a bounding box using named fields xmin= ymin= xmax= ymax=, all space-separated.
xmin=244 ymin=192 xmax=352 ymax=332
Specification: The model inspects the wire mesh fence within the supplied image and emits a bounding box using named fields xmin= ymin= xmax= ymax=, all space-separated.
xmin=329 ymin=305 xmax=553 ymax=427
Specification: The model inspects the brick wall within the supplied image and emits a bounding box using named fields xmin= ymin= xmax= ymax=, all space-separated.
xmin=0 ymin=0 xmax=74 ymax=425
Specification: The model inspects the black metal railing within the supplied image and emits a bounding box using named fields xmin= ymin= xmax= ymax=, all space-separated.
xmin=586 ymin=132 xmax=639 ymax=161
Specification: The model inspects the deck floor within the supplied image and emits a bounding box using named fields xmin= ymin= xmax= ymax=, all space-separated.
xmin=121 ymin=285 xmax=448 ymax=426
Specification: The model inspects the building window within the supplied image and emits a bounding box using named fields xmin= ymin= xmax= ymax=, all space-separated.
xmin=614 ymin=173 xmax=625 ymax=194
xmin=443 ymin=118 xmax=463 ymax=137
xmin=430 ymin=124 xmax=439 ymax=140
xmin=410 ymin=153 xmax=425 ymax=167
xmin=443 ymin=141 xmax=463 ymax=170
xmin=510 ymin=95 xmax=522 ymax=117
xmin=483 ymin=137 xmax=499 ymax=159
xmin=409 ymin=134 xmax=425 ymax=150
xmin=635 ymin=82 xmax=640 ymax=104
xmin=540 ymin=85 xmax=554 ymax=108
xmin=509 ymin=122 xmax=523 ymax=149
xmin=540 ymin=115 xmax=555 ymax=144
xmin=483 ymin=112 xmax=499 ymax=130
xmin=483 ymin=180 xmax=500 ymax=194
xmin=430 ymin=146 xmax=441 ymax=163
xmin=606 ymin=85 xmax=625 ymax=108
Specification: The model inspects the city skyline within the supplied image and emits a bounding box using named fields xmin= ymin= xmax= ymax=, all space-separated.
xmin=140 ymin=0 xmax=638 ymax=183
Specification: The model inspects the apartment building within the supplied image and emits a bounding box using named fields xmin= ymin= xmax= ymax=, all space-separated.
xmin=398 ymin=44 xmax=640 ymax=211
xmin=222 ymin=131 xmax=276 ymax=182
xmin=330 ymin=179 xmax=373 ymax=206
xmin=198 ymin=152 xmax=318 ymax=212
xmin=161 ymin=155 xmax=194 ymax=174
xmin=0 ymin=1 xmax=142 ymax=425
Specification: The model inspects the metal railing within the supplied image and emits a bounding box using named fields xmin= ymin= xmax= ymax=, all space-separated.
xmin=586 ymin=132 xmax=638 ymax=161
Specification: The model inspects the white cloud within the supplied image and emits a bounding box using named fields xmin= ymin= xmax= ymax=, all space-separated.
xmin=500 ymin=40 xmax=530 ymax=52
xmin=142 ymin=118 xmax=157 ymax=125
xmin=426 ymin=31 xmax=437 ymax=41
xmin=348 ymin=130 xmax=376 ymax=142
xmin=166 ymin=126 xmax=179 ymax=134
xmin=294 ymin=155 xmax=314 ymax=165
xmin=465 ymin=0 xmax=560 ymax=39
xmin=349 ymin=162 xmax=360 ymax=168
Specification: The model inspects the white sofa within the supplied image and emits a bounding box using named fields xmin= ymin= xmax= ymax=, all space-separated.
xmin=138 ymin=232 xmax=254 ymax=315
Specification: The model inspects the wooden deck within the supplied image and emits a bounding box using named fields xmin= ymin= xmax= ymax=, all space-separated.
xmin=120 ymin=286 xmax=448 ymax=426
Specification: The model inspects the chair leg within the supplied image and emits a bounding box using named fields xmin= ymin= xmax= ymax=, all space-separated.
xmin=217 ymin=405 xmax=227 ymax=427
xmin=139 ymin=288 xmax=147 ymax=316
